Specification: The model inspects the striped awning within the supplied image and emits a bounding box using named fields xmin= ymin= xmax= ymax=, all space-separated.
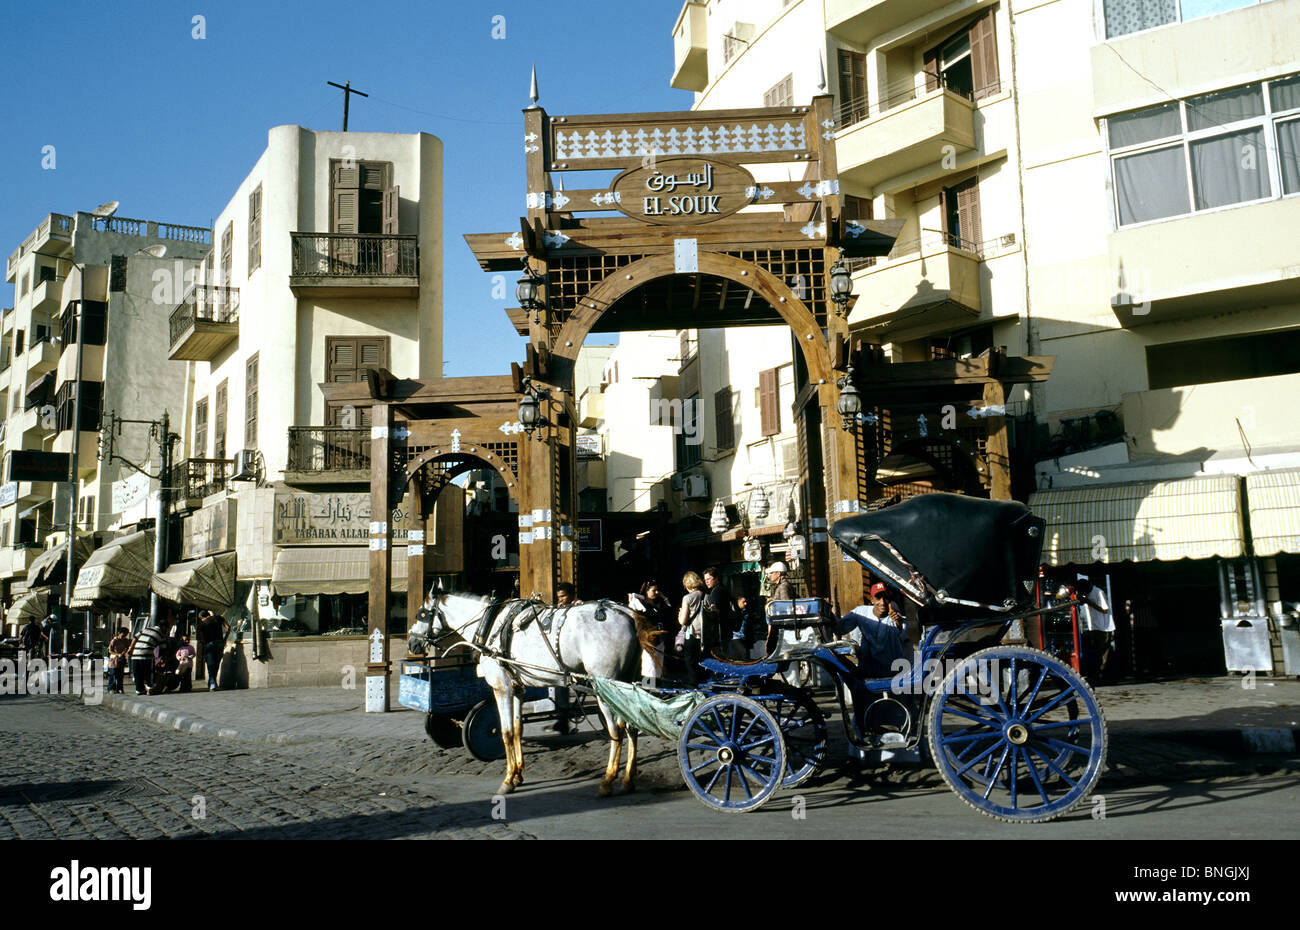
xmin=28 ymin=534 xmax=97 ymax=587
xmin=1029 ymin=474 xmax=1244 ymax=565
xmin=1245 ymin=468 xmax=1300 ymax=557
xmin=6 ymin=588 xmax=50 ymax=626
xmin=152 ymin=551 xmax=237 ymax=613
xmin=271 ymin=547 xmax=408 ymax=597
xmin=70 ymin=530 xmax=155 ymax=609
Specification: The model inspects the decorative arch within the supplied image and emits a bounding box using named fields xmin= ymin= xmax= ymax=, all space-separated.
xmin=552 ymin=251 xmax=833 ymax=382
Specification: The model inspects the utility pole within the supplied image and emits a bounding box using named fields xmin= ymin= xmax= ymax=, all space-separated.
xmin=62 ymin=297 xmax=86 ymax=654
xmin=327 ymin=80 xmax=368 ymax=131
xmin=149 ymin=414 xmax=178 ymax=631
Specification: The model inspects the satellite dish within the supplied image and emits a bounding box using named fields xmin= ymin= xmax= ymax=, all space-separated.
xmin=91 ymin=201 xmax=119 ymax=218
xmin=137 ymin=244 xmax=166 ymax=258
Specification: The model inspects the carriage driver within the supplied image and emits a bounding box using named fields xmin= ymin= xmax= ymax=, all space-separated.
xmin=548 ymin=582 xmax=581 ymax=734
xmin=837 ymin=582 xmax=912 ymax=678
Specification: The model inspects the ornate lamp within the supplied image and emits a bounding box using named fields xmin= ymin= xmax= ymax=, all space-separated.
xmin=748 ymin=484 xmax=770 ymax=521
xmin=743 ymin=536 xmax=763 ymax=562
xmin=517 ymin=377 xmax=548 ymax=438
xmin=709 ymin=499 xmax=729 ymax=534
xmin=828 ymin=259 xmax=853 ymax=318
xmin=516 ymin=263 xmax=545 ymax=323
xmin=837 ymin=365 xmax=863 ymax=430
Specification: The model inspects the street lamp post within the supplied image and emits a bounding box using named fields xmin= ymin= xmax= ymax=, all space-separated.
xmin=62 ymin=296 xmax=85 ymax=655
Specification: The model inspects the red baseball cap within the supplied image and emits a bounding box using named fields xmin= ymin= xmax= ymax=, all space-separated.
xmin=870 ymin=582 xmax=887 ymax=597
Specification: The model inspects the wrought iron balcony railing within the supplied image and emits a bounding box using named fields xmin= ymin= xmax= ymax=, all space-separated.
xmin=170 ymin=458 xmax=232 ymax=503
xmin=290 ymin=233 xmax=418 ymax=278
xmin=286 ymin=427 xmax=372 ymax=474
xmin=169 ymin=285 xmax=240 ymax=347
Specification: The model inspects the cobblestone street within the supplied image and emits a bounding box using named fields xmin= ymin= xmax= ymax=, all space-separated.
xmin=0 ymin=696 xmax=526 ymax=840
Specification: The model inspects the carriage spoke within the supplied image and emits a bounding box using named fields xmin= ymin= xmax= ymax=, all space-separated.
xmin=1026 ymin=744 xmax=1079 ymax=788
xmin=745 ymin=753 xmax=779 ymax=767
xmin=941 ymin=704 xmax=1004 ymax=728
xmin=688 ymin=758 xmax=717 ymax=775
xmin=1025 ymin=684 xmax=1078 ymax=723
xmin=1008 ymin=658 xmax=1019 ymax=712
xmin=740 ymin=733 xmax=776 ymax=751
xmin=1018 ymin=667 xmax=1049 ymax=715
xmin=1031 ymin=717 xmax=1096 ymax=731
xmin=981 ymin=745 xmax=1011 ymax=799
xmin=735 ymin=765 xmax=758 ymax=801
xmin=703 ymin=763 xmax=725 ymax=794
xmin=736 ymin=713 xmax=761 ymax=745
xmin=1020 ymin=747 xmax=1051 ymax=805
xmin=685 ymin=743 xmax=720 ymax=752
xmin=1038 ymin=736 xmax=1093 ymax=757
xmin=722 ymin=764 xmax=734 ymax=803
xmin=953 ymin=738 xmax=1002 ymax=777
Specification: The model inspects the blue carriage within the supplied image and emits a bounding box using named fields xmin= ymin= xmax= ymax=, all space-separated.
xmin=673 ymin=493 xmax=1107 ymax=822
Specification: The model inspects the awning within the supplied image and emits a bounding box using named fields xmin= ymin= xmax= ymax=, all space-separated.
xmin=1245 ymin=468 xmax=1300 ymax=557
xmin=27 ymin=534 xmax=97 ymax=587
xmin=271 ymin=547 xmax=408 ymax=597
xmin=6 ymin=588 xmax=50 ymax=626
xmin=1029 ymin=474 xmax=1244 ymax=565
xmin=151 ymin=551 xmax=237 ymax=613
xmin=70 ymin=530 xmax=155 ymax=609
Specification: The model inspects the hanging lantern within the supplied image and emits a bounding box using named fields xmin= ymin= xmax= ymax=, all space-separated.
xmin=516 ymin=264 xmax=545 ymax=322
xmin=749 ymin=484 xmax=770 ymax=521
xmin=782 ymin=521 xmax=797 ymax=541
xmin=518 ymin=380 xmax=545 ymax=437
xmin=828 ymin=259 xmax=853 ymax=317
xmin=743 ymin=536 xmax=763 ymax=562
xmin=788 ymin=533 xmax=808 ymax=561
xmin=709 ymin=499 xmax=729 ymax=534
xmin=837 ymin=372 xmax=863 ymax=430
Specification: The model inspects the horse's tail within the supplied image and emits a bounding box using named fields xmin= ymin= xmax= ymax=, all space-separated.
xmin=633 ymin=614 xmax=663 ymax=655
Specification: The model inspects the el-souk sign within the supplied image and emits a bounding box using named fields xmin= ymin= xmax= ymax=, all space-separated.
xmin=611 ymin=157 xmax=756 ymax=226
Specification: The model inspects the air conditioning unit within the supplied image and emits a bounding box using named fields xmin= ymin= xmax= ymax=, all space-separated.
xmin=683 ymin=474 xmax=709 ymax=500
xmin=230 ymin=449 xmax=259 ymax=481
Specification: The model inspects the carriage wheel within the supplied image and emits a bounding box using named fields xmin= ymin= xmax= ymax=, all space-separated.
xmin=462 ymin=700 xmax=506 ymax=762
xmin=927 ymin=646 xmax=1106 ymax=823
xmin=424 ymin=712 xmax=462 ymax=749
xmin=762 ymin=684 xmax=828 ymax=788
xmin=678 ymin=694 xmax=786 ymax=813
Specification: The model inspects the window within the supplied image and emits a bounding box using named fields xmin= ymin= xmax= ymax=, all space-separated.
xmin=204 ymin=249 xmax=214 ymax=283
xmin=38 ymin=265 xmax=56 ymax=283
xmin=1108 ymin=73 xmax=1300 ymax=227
xmin=194 ymin=397 xmax=208 ymax=458
xmin=14 ymin=331 xmax=23 ymax=356
xmin=245 ymin=353 xmax=259 ymax=448
xmin=331 ymin=160 xmax=395 ymax=235
xmin=924 ymin=8 xmax=999 ymax=100
xmin=678 ymin=329 xmax=698 ymax=364
xmin=20 ymin=273 xmax=29 ymax=297
xmin=1 ymin=522 xmax=8 ymax=548
xmin=759 ymin=367 xmax=780 ymax=436
xmin=220 ymin=222 xmax=233 ymax=285
xmin=675 ymin=395 xmax=702 ymax=470
xmin=214 ymin=379 xmax=228 ymax=460
xmin=55 ymin=380 xmax=102 ymax=433
xmin=941 ymin=175 xmax=982 ymax=251
xmin=714 ymin=388 xmax=735 ymax=452
xmin=837 ymin=50 xmax=867 ymax=126
xmin=1102 ymin=0 xmax=1264 ymax=40
xmin=248 ymin=184 xmax=262 ymax=274
xmin=325 ymin=336 xmax=389 ymax=426
xmin=78 ymin=495 xmax=95 ymax=530
xmin=765 ymin=73 xmax=794 ymax=109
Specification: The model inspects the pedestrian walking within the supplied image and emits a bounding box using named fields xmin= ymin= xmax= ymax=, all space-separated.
xmin=635 ymin=579 xmax=673 ymax=685
xmin=106 ymin=626 xmax=131 ymax=694
xmin=677 ymin=572 xmax=707 ymax=686
xmin=174 ymin=636 xmax=196 ymax=693
xmin=19 ymin=617 xmax=44 ymax=665
xmin=702 ymin=566 xmax=739 ymax=658
xmin=736 ymin=594 xmax=767 ymax=659
xmin=196 ymin=610 xmax=228 ymax=691
xmin=129 ymin=620 xmax=166 ymax=695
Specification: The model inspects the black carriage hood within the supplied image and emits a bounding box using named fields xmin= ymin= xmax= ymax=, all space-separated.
xmin=830 ymin=493 xmax=1045 ymax=613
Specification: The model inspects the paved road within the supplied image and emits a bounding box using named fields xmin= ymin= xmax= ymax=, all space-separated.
xmin=0 ymin=696 xmax=525 ymax=840
xmin=5 ymin=693 xmax=1297 ymax=841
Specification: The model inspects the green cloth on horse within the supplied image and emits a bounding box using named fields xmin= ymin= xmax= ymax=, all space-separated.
xmin=591 ymin=677 xmax=707 ymax=740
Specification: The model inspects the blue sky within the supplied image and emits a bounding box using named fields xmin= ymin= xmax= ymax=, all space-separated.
xmin=0 ymin=0 xmax=691 ymax=376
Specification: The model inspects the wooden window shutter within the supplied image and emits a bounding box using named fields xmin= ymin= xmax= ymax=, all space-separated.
xmin=333 ymin=160 xmax=360 ymax=190
xmin=360 ymin=162 xmax=389 ymax=191
xmin=358 ymin=338 xmax=387 ymax=369
xmin=214 ymin=380 xmax=228 ymax=460
xmin=714 ymin=388 xmax=734 ymax=451
xmin=194 ymin=398 xmax=208 ymax=457
xmin=837 ymin=50 xmax=867 ymax=123
xmin=843 ymin=195 xmax=873 ymax=222
xmin=245 ymin=353 xmax=259 ymax=448
xmin=955 ymin=177 xmax=982 ymax=251
xmin=221 ymin=223 xmax=233 ymax=284
xmin=759 ymin=368 xmax=780 ymax=437
xmin=332 ymin=160 xmax=360 ymax=234
xmin=970 ymin=9 xmax=1000 ymax=100
xmin=923 ymin=47 xmax=941 ymax=92
xmin=248 ymin=185 xmax=262 ymax=273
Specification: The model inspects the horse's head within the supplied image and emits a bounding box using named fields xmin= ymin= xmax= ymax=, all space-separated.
xmin=409 ymin=588 xmax=492 ymax=654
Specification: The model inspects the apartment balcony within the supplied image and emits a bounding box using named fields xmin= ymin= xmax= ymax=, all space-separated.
xmin=826 ymin=0 xmax=957 ymax=45
xmin=170 ymin=458 xmax=232 ymax=510
xmin=289 ymin=233 xmax=419 ymax=297
xmin=284 ymin=428 xmax=371 ymax=484
xmin=1108 ymin=197 xmax=1300 ymax=327
xmin=846 ymin=231 xmax=983 ymax=343
xmin=30 ymin=275 xmax=66 ymax=314
xmin=670 ymin=0 xmax=708 ymax=92
xmin=24 ymin=334 xmax=58 ymax=380
xmin=1121 ymin=372 xmax=1300 ymax=459
xmin=0 ymin=544 xmax=43 ymax=578
xmin=837 ymin=88 xmax=975 ymax=192
xmin=168 ymin=285 xmax=240 ymax=361
xmin=6 ymin=214 xmax=73 ymax=283
xmin=12 ymin=481 xmax=54 ymax=507
xmin=51 ymin=431 xmax=99 ymax=477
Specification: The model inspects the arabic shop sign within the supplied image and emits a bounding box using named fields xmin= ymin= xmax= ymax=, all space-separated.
xmin=611 ymin=157 xmax=756 ymax=226
xmin=181 ymin=499 xmax=238 ymax=559
xmin=273 ymin=492 xmax=410 ymax=546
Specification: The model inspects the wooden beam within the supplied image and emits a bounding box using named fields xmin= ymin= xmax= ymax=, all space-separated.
xmin=366 ymin=403 xmax=393 ymax=713
xmin=321 ymin=375 xmax=517 ymax=407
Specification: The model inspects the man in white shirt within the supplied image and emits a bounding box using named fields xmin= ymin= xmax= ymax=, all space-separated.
xmin=1075 ymin=578 xmax=1113 ymax=684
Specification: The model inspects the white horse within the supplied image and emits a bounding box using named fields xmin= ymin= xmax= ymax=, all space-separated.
xmin=413 ymin=591 xmax=651 ymax=797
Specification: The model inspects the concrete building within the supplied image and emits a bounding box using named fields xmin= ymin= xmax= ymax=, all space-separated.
xmin=159 ymin=125 xmax=443 ymax=666
xmin=643 ymin=0 xmax=1300 ymax=673
xmin=1 ymin=211 xmax=212 ymax=635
